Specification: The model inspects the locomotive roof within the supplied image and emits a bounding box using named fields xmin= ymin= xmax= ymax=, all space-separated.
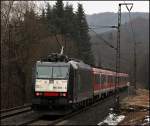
xmin=36 ymin=61 xmax=70 ymax=66
xmin=69 ymin=60 xmax=91 ymax=70
xmin=36 ymin=60 xmax=91 ymax=70
xmin=92 ymin=67 xmax=128 ymax=77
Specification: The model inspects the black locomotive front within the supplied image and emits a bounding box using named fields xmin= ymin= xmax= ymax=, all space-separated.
xmin=32 ymin=61 xmax=75 ymax=110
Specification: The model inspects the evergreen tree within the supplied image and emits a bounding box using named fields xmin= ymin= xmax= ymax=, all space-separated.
xmin=76 ymin=4 xmax=94 ymax=64
xmin=46 ymin=3 xmax=51 ymax=18
xmin=64 ymin=3 xmax=76 ymax=37
xmin=41 ymin=7 xmax=45 ymax=20
xmin=39 ymin=1 xmax=94 ymax=64
xmin=45 ymin=3 xmax=54 ymax=33
xmin=53 ymin=0 xmax=64 ymax=34
xmin=54 ymin=0 xmax=64 ymax=17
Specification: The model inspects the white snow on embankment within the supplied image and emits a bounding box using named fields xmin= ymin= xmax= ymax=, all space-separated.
xmin=97 ymin=112 xmax=125 ymax=126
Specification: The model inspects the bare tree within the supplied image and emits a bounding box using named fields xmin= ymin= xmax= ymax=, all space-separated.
xmin=1 ymin=1 xmax=14 ymax=44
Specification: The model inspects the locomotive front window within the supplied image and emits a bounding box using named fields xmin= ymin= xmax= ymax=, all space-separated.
xmin=53 ymin=67 xmax=69 ymax=79
xmin=36 ymin=66 xmax=69 ymax=79
xmin=37 ymin=66 xmax=52 ymax=78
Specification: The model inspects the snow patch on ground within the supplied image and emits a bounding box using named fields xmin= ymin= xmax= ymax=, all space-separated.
xmin=97 ymin=113 xmax=125 ymax=126
xmin=141 ymin=116 xmax=150 ymax=125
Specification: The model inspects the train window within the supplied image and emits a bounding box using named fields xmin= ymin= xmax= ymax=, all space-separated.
xmin=104 ymin=76 xmax=106 ymax=84
xmin=36 ymin=66 xmax=69 ymax=79
xmin=101 ymin=75 xmax=106 ymax=84
xmin=53 ymin=67 xmax=69 ymax=79
xmin=37 ymin=66 xmax=52 ymax=78
xmin=97 ymin=74 xmax=100 ymax=84
xmin=95 ymin=74 xmax=100 ymax=84
xmin=123 ymin=77 xmax=125 ymax=82
xmin=120 ymin=76 xmax=121 ymax=83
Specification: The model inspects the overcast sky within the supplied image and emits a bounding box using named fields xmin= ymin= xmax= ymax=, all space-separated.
xmin=37 ymin=1 xmax=149 ymax=15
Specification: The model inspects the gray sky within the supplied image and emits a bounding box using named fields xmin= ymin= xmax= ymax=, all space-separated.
xmin=37 ymin=1 xmax=149 ymax=14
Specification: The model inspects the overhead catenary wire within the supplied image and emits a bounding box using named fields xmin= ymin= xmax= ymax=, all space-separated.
xmin=89 ymin=28 xmax=117 ymax=50
xmin=89 ymin=22 xmax=132 ymax=62
xmin=89 ymin=25 xmax=118 ymax=29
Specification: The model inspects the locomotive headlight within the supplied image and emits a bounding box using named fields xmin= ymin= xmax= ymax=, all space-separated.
xmin=36 ymin=92 xmax=42 ymax=96
xmin=60 ymin=92 xmax=67 ymax=96
xmin=36 ymin=92 xmax=40 ymax=96
xmin=63 ymin=93 xmax=66 ymax=96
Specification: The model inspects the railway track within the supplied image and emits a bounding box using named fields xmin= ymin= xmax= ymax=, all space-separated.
xmin=0 ymin=104 xmax=41 ymax=126
xmin=1 ymin=110 xmax=44 ymax=126
xmin=1 ymin=96 xmax=107 ymax=125
xmin=27 ymin=92 xmax=123 ymax=125
xmin=1 ymin=89 xmax=127 ymax=125
xmin=0 ymin=104 xmax=31 ymax=119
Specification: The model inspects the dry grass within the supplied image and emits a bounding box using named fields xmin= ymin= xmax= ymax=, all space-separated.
xmin=121 ymin=88 xmax=149 ymax=109
xmin=119 ymin=88 xmax=149 ymax=125
xmin=120 ymin=111 xmax=149 ymax=125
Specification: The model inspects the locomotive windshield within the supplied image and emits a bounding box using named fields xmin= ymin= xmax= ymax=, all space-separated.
xmin=37 ymin=66 xmax=69 ymax=79
xmin=53 ymin=67 xmax=68 ymax=78
xmin=37 ymin=66 xmax=52 ymax=78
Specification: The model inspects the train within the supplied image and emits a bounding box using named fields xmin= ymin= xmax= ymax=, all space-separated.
xmin=31 ymin=53 xmax=129 ymax=110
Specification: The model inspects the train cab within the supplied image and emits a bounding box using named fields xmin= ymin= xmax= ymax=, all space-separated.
xmin=32 ymin=53 xmax=72 ymax=110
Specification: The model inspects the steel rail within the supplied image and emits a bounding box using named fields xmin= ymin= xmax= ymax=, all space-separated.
xmin=26 ymin=89 xmax=127 ymax=125
xmin=50 ymin=94 xmax=115 ymax=125
xmin=0 ymin=104 xmax=32 ymax=119
xmin=0 ymin=103 xmax=31 ymax=113
xmin=1 ymin=88 xmax=127 ymax=125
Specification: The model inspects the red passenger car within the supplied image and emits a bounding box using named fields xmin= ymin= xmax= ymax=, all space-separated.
xmin=92 ymin=67 xmax=128 ymax=97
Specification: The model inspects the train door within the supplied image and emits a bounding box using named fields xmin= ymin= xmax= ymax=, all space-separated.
xmin=101 ymin=74 xmax=105 ymax=91
xmin=105 ymin=75 xmax=108 ymax=90
xmin=75 ymin=68 xmax=84 ymax=102
xmin=99 ymin=74 xmax=101 ymax=95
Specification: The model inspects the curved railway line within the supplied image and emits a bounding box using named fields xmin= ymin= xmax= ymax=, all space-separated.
xmin=28 ymin=97 xmax=107 ymax=125
xmin=28 ymin=90 xmax=125 ymax=125
xmin=1 ymin=89 xmax=127 ymax=125
xmin=26 ymin=89 xmax=127 ymax=125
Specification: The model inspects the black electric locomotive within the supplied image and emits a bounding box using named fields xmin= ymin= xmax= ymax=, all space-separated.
xmin=32 ymin=53 xmax=93 ymax=110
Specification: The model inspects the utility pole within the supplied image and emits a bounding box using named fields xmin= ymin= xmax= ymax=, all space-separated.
xmin=115 ymin=3 xmax=133 ymax=112
xmin=115 ymin=4 xmax=121 ymax=96
xmin=114 ymin=4 xmax=121 ymax=113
